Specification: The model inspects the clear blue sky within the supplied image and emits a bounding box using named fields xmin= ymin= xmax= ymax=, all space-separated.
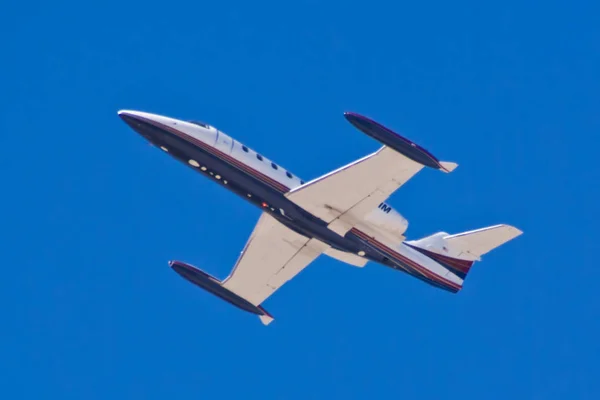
xmin=2 ymin=0 xmax=599 ymax=398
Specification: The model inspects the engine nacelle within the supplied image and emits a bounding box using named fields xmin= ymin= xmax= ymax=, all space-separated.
xmin=363 ymin=202 xmax=409 ymax=238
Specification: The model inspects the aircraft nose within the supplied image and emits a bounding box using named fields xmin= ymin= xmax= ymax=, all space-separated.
xmin=117 ymin=109 xmax=190 ymax=145
xmin=118 ymin=110 xmax=144 ymax=129
xmin=117 ymin=109 xmax=185 ymax=130
xmin=118 ymin=109 xmax=144 ymax=118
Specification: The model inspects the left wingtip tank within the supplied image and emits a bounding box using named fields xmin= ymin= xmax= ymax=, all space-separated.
xmin=344 ymin=111 xmax=456 ymax=172
xmin=169 ymin=260 xmax=275 ymax=325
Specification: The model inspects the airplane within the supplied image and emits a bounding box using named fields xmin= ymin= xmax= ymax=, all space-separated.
xmin=118 ymin=109 xmax=522 ymax=325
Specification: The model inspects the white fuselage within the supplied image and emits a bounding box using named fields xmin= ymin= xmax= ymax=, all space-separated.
xmin=135 ymin=111 xmax=410 ymax=241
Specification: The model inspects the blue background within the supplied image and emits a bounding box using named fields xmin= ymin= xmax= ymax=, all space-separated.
xmin=2 ymin=0 xmax=599 ymax=398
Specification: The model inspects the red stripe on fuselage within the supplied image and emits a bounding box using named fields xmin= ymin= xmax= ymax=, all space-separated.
xmin=414 ymin=247 xmax=474 ymax=274
xmin=351 ymin=228 xmax=462 ymax=291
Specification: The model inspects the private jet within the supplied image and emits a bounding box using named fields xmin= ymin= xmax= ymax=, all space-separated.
xmin=118 ymin=110 xmax=522 ymax=325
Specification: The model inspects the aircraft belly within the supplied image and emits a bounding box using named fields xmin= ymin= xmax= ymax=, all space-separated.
xmin=124 ymin=116 xmax=384 ymax=264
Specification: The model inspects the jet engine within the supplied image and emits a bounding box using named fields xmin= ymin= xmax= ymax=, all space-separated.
xmin=363 ymin=202 xmax=409 ymax=238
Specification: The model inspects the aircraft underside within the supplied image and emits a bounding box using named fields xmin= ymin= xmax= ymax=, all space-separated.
xmin=124 ymin=115 xmax=394 ymax=265
xmin=119 ymin=110 xmax=522 ymax=324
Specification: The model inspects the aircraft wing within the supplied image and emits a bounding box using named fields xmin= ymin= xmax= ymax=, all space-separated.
xmin=285 ymin=113 xmax=457 ymax=237
xmin=285 ymin=146 xmax=425 ymax=236
xmin=222 ymin=212 xmax=330 ymax=306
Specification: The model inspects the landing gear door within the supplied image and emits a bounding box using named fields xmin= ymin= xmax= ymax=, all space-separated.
xmin=214 ymin=130 xmax=233 ymax=155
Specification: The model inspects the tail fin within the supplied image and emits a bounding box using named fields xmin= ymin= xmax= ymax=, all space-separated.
xmin=443 ymin=225 xmax=523 ymax=261
xmin=406 ymin=224 xmax=522 ymax=279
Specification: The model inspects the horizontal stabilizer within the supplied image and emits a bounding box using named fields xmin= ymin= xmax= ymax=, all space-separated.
xmin=444 ymin=224 xmax=523 ymax=260
xmin=405 ymin=224 xmax=522 ymax=281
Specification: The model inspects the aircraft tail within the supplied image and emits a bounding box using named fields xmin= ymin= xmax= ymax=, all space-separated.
xmin=406 ymin=224 xmax=522 ymax=280
xmin=443 ymin=224 xmax=523 ymax=261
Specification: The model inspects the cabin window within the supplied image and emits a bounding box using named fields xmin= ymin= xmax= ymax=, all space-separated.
xmin=189 ymin=121 xmax=209 ymax=129
xmin=286 ymin=171 xmax=293 ymax=179
xmin=242 ymin=145 xmax=249 ymax=152
xmin=257 ymin=154 xmax=263 ymax=161
xmin=300 ymin=180 xmax=305 ymax=184
xmin=271 ymin=163 xmax=278 ymax=170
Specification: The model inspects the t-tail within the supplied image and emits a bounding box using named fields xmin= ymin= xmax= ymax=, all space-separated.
xmin=405 ymin=224 xmax=523 ymax=285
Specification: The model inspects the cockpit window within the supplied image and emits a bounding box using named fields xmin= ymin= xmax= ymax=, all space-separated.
xmin=189 ymin=121 xmax=210 ymax=129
